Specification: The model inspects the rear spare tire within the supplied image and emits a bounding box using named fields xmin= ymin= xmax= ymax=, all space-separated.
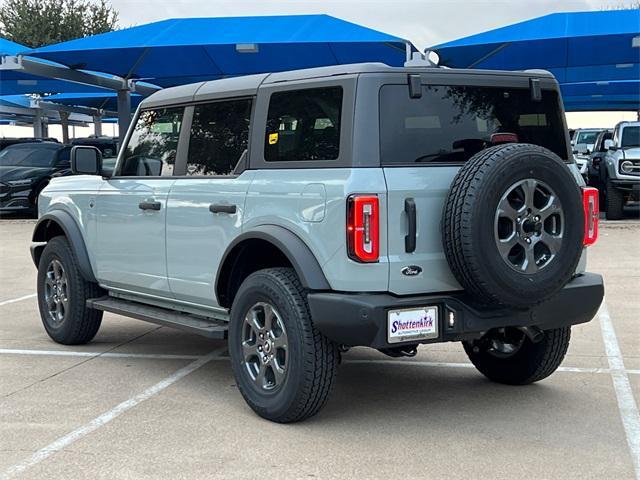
xmin=442 ymin=143 xmax=584 ymax=308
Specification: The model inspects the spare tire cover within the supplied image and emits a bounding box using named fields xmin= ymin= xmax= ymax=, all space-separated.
xmin=441 ymin=143 xmax=584 ymax=308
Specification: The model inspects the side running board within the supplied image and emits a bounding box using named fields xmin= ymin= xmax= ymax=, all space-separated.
xmin=87 ymin=296 xmax=228 ymax=339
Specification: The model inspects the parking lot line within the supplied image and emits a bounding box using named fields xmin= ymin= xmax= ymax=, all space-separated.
xmin=0 ymin=347 xmax=226 ymax=480
xmin=599 ymin=302 xmax=640 ymax=480
xmin=0 ymin=348 xmax=201 ymax=361
xmin=2 ymin=348 xmax=639 ymax=375
xmin=0 ymin=293 xmax=36 ymax=307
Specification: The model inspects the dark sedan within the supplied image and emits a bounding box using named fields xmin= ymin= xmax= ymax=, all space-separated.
xmin=0 ymin=142 xmax=71 ymax=214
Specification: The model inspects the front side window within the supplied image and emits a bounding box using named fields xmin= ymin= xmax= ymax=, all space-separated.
xmin=379 ymin=84 xmax=568 ymax=165
xmin=186 ymin=99 xmax=252 ymax=176
xmin=119 ymin=107 xmax=184 ymax=176
xmin=265 ymin=87 xmax=342 ymax=162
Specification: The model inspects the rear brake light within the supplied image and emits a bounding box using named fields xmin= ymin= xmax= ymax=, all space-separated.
xmin=347 ymin=195 xmax=379 ymax=262
xmin=582 ymin=187 xmax=599 ymax=246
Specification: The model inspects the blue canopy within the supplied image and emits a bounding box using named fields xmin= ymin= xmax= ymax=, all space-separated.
xmin=1 ymin=38 xmax=113 ymax=95
xmin=433 ymin=10 xmax=640 ymax=111
xmin=0 ymin=38 xmax=24 ymax=56
xmin=559 ymin=80 xmax=640 ymax=111
xmin=45 ymin=92 xmax=143 ymax=111
xmin=0 ymin=94 xmax=32 ymax=108
xmin=27 ymin=15 xmax=409 ymax=87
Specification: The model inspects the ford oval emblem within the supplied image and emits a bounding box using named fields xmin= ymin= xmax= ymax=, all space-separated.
xmin=401 ymin=265 xmax=422 ymax=277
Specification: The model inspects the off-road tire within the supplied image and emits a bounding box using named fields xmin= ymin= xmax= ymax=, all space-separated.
xmin=463 ymin=327 xmax=571 ymax=385
xmin=228 ymin=267 xmax=338 ymax=423
xmin=37 ymin=236 xmax=103 ymax=344
xmin=442 ymin=143 xmax=584 ymax=308
xmin=605 ymin=178 xmax=625 ymax=220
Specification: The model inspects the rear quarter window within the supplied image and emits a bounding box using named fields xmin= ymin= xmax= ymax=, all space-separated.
xmin=379 ymin=84 xmax=568 ymax=166
xmin=264 ymin=87 xmax=342 ymax=162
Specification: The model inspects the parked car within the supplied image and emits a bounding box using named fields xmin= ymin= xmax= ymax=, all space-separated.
xmin=574 ymin=155 xmax=589 ymax=182
xmin=71 ymin=136 xmax=119 ymax=159
xmin=31 ymin=63 xmax=603 ymax=423
xmin=600 ymin=121 xmax=640 ymax=219
xmin=0 ymin=142 xmax=71 ymax=213
xmin=0 ymin=137 xmax=59 ymax=151
xmin=571 ymin=128 xmax=604 ymax=155
xmin=587 ymin=129 xmax=614 ymax=188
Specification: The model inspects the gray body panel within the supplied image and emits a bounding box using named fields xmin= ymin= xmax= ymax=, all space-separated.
xmin=35 ymin=63 xmax=587 ymax=314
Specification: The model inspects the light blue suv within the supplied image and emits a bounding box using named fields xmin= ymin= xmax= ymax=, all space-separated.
xmin=31 ymin=63 xmax=604 ymax=422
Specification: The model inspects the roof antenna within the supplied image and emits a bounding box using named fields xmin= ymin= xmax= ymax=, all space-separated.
xmin=404 ymin=47 xmax=438 ymax=68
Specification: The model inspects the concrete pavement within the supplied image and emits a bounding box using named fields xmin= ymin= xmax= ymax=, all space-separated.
xmin=0 ymin=218 xmax=638 ymax=479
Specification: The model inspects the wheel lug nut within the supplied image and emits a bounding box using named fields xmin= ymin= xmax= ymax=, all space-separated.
xmin=258 ymin=345 xmax=262 ymax=352
xmin=263 ymin=355 xmax=268 ymax=362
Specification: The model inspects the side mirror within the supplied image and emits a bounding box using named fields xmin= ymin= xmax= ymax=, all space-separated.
xmin=604 ymin=139 xmax=615 ymax=150
xmin=71 ymin=146 xmax=102 ymax=175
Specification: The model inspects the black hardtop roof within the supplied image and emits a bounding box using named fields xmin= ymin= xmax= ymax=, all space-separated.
xmin=140 ymin=63 xmax=557 ymax=109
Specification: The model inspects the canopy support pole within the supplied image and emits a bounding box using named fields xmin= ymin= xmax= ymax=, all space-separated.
xmin=33 ymin=109 xmax=44 ymax=138
xmin=117 ymin=89 xmax=132 ymax=148
xmin=60 ymin=111 xmax=70 ymax=143
xmin=93 ymin=114 xmax=103 ymax=136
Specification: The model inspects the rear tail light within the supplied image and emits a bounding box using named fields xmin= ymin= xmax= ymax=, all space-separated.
xmin=347 ymin=194 xmax=379 ymax=262
xmin=582 ymin=187 xmax=599 ymax=246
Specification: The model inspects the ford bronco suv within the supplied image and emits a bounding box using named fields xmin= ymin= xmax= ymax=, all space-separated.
xmin=600 ymin=121 xmax=640 ymax=219
xmin=31 ymin=63 xmax=604 ymax=423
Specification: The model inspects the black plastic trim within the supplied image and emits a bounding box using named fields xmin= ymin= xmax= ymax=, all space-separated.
xmin=215 ymin=225 xmax=331 ymax=295
xmin=308 ymin=273 xmax=604 ymax=349
xmin=31 ymin=210 xmax=97 ymax=283
xmin=404 ymin=198 xmax=416 ymax=253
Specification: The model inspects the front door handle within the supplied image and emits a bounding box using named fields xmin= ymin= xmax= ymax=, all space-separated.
xmin=209 ymin=203 xmax=237 ymax=214
xmin=138 ymin=201 xmax=161 ymax=211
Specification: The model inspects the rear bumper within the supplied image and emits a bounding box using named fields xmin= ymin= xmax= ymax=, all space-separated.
xmin=308 ymin=273 xmax=604 ymax=349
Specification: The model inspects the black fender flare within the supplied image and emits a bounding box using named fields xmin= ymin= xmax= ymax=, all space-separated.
xmin=31 ymin=210 xmax=97 ymax=283
xmin=215 ymin=225 xmax=331 ymax=297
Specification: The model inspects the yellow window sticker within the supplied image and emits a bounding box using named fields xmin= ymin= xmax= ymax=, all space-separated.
xmin=268 ymin=133 xmax=279 ymax=145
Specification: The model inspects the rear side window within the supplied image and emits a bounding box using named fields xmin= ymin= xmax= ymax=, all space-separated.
xmin=120 ymin=107 xmax=183 ymax=176
xmin=265 ymin=87 xmax=342 ymax=162
xmin=186 ymin=99 xmax=252 ymax=176
xmin=379 ymin=85 xmax=568 ymax=165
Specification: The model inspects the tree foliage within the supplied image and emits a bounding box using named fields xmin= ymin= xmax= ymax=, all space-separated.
xmin=0 ymin=0 xmax=118 ymax=48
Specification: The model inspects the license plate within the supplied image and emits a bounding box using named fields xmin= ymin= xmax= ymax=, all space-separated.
xmin=387 ymin=306 xmax=438 ymax=344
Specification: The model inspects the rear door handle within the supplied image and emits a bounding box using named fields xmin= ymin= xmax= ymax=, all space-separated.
xmin=404 ymin=198 xmax=416 ymax=253
xmin=138 ymin=201 xmax=161 ymax=211
xmin=209 ymin=203 xmax=237 ymax=214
